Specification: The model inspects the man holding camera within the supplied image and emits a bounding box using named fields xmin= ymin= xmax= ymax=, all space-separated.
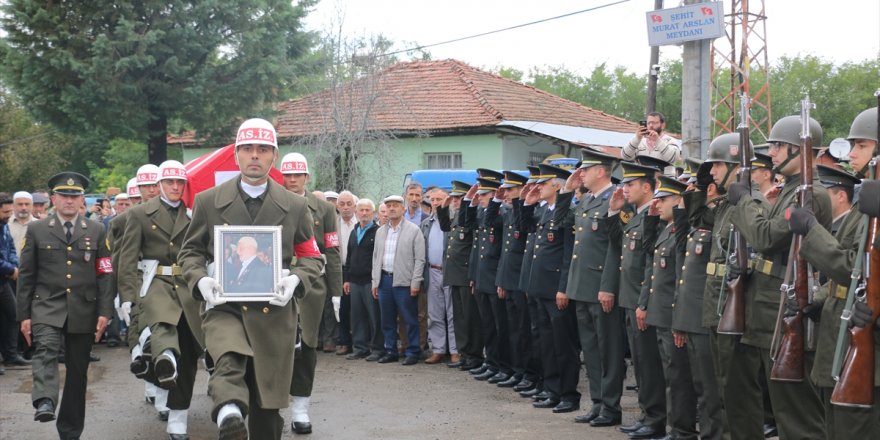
xmin=623 ymin=112 xmax=682 ymax=165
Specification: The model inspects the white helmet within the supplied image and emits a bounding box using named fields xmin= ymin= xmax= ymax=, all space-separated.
xmin=280 ymin=152 xmax=309 ymax=174
xmin=235 ymin=118 xmax=277 ymax=149
xmin=126 ymin=177 xmax=141 ymax=197
xmin=158 ymin=160 xmax=187 ymax=181
xmin=136 ymin=164 xmax=160 ymax=185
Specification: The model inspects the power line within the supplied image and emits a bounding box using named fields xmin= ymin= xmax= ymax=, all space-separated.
xmin=381 ymin=0 xmax=632 ymax=58
xmin=0 ymin=129 xmax=58 ymax=149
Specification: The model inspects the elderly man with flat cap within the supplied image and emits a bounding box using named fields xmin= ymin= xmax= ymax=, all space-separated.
xmin=17 ymin=172 xmax=114 ymax=440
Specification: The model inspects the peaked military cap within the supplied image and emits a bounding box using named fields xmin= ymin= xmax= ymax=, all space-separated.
xmin=48 ymin=172 xmax=89 ymax=196
xmin=620 ymin=161 xmax=659 ymax=184
xmin=535 ymin=163 xmax=571 ymax=184
xmin=500 ymin=171 xmax=528 ymax=188
xmin=817 ymin=165 xmax=860 ymax=189
xmin=476 ymin=177 xmax=501 ymax=195
xmin=526 ymin=165 xmax=541 ymax=184
xmin=654 ymin=175 xmax=688 ymax=199
xmin=476 ymin=168 xmax=505 ymax=182
xmin=752 ymin=152 xmax=773 ymax=170
xmin=579 ymin=148 xmax=617 ymax=169
xmin=450 ymin=180 xmax=471 ymax=196
xmin=635 ymin=154 xmax=671 ymax=173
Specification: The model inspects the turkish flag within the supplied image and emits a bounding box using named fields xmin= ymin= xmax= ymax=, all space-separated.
xmin=701 ymin=7 xmax=713 ymax=16
xmin=651 ymin=14 xmax=663 ymax=23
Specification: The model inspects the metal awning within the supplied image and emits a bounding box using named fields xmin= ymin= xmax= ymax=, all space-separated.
xmin=496 ymin=120 xmax=632 ymax=148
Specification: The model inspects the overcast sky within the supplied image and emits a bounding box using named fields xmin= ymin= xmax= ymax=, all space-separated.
xmin=302 ymin=0 xmax=879 ymax=77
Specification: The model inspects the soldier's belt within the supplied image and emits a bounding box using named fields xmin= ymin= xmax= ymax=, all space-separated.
xmin=156 ymin=264 xmax=182 ymax=276
xmin=830 ymin=283 xmax=848 ymax=300
xmin=749 ymin=258 xmax=785 ymax=278
xmin=706 ymin=262 xmax=726 ymax=277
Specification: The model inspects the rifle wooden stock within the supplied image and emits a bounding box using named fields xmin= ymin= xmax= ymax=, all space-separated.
xmin=831 ymin=217 xmax=880 ymax=407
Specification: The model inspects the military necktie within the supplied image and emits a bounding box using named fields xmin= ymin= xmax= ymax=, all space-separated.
xmin=64 ymin=221 xmax=73 ymax=242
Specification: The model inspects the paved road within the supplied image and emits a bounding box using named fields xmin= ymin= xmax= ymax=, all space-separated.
xmin=1 ymin=344 xmax=643 ymax=439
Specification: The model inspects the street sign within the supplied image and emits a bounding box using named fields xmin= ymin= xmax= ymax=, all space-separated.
xmin=646 ymin=2 xmax=725 ymax=46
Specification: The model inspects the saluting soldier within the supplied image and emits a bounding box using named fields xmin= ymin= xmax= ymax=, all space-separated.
xmin=278 ymin=152 xmax=343 ymax=435
xmin=439 ymin=180 xmax=483 ymax=370
xmin=606 ymin=161 xmax=666 ymax=439
xmin=752 ymin=153 xmax=778 ymax=204
xmin=517 ymin=166 xmax=546 ymax=398
xmin=17 ymin=172 xmax=114 ymax=440
xmin=795 ymin=107 xmax=879 ymax=438
xmin=493 ymin=171 xmax=538 ymax=389
xmin=726 ymin=115 xmax=830 ymax=440
xmin=179 ymin=118 xmax=324 ymax=440
xmin=643 ymin=176 xmax=698 ymax=439
xmin=521 ymin=164 xmax=580 ymax=414
xmin=674 ymin=159 xmax=724 ymax=440
xmin=471 ymin=171 xmax=514 ymax=384
xmin=117 ymin=160 xmax=203 ymax=440
xmin=562 ymin=149 xmax=626 ymax=427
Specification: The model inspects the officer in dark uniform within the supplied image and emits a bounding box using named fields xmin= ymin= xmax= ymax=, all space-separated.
xmin=471 ymin=171 xmax=514 ymax=383
xmin=17 ymin=172 xmax=114 ymax=439
xmin=517 ymin=166 xmax=546 ymax=397
xmin=494 ymin=171 xmax=537 ymax=389
xmin=438 ymin=180 xmax=482 ymax=370
xmin=521 ymin=164 xmax=580 ymax=414
xmin=675 ymin=159 xmax=724 ymax=440
xmin=643 ymin=176 xmax=698 ymax=439
xmin=606 ymin=161 xmax=666 ymax=439
xmin=563 ymin=149 xmax=625 ymax=427
xmin=726 ymin=115 xmax=830 ymax=440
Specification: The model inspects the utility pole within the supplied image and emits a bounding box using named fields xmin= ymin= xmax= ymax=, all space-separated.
xmin=681 ymin=0 xmax=711 ymax=159
xmin=645 ymin=0 xmax=664 ymax=114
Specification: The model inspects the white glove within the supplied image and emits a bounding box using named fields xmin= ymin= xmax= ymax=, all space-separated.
xmin=120 ymin=302 xmax=132 ymax=326
xmin=332 ymin=296 xmax=341 ymax=322
xmin=271 ymin=274 xmax=300 ymax=307
xmin=198 ymin=277 xmax=226 ymax=306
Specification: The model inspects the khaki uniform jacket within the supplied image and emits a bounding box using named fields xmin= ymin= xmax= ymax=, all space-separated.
xmin=644 ymin=209 xmax=688 ymax=328
xmin=179 ymin=177 xmax=323 ymax=409
xmin=118 ymin=198 xmax=204 ymax=347
xmin=564 ymin=187 xmax=621 ymax=303
xmin=298 ymin=191 xmax=341 ymax=348
xmin=17 ymin=215 xmax=114 ymax=333
xmin=107 ymin=211 xmax=128 ymax=300
xmin=608 ymin=207 xmax=660 ymax=310
xmin=672 ymin=227 xmax=713 ymax=334
xmin=438 ymin=204 xmax=473 ymax=287
xmin=730 ymin=174 xmax=831 ymax=349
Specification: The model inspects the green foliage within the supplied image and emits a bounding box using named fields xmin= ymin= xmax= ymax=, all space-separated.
xmin=0 ymin=0 xmax=316 ymax=163
xmin=87 ymin=139 xmax=148 ymax=193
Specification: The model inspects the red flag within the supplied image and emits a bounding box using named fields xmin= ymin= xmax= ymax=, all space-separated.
xmin=701 ymin=7 xmax=713 ymax=16
xmin=651 ymin=14 xmax=663 ymax=23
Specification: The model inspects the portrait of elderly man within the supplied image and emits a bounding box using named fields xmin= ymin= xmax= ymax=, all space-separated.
xmin=224 ymin=236 xmax=273 ymax=294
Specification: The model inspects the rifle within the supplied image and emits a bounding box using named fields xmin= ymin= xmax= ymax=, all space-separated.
xmin=770 ymin=95 xmax=815 ymax=382
xmin=718 ymin=93 xmax=751 ymax=335
xmin=831 ymin=90 xmax=880 ymax=407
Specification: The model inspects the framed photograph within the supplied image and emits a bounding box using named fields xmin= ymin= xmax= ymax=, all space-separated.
xmin=213 ymin=225 xmax=282 ymax=302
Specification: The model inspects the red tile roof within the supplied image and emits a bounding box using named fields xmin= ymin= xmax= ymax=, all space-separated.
xmin=169 ymin=59 xmax=638 ymax=145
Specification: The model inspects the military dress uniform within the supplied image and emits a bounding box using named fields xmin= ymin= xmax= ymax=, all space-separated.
xmin=516 ymin=166 xmax=546 ymax=395
xmin=438 ymin=181 xmax=482 ymax=369
xmin=494 ymin=171 xmax=536 ymax=387
xmin=17 ymin=172 xmax=114 ymax=440
xmin=606 ymin=162 xmax=665 ymax=434
xmin=521 ymin=164 xmax=580 ymax=410
xmin=290 ymin=192 xmax=341 ymax=398
xmin=563 ymin=150 xmax=626 ymax=423
xmin=178 ymin=177 xmax=323 ymax=439
xmin=729 ymin=171 xmax=831 ymax=440
xmin=117 ymin=196 xmax=204 ymax=418
xmin=642 ymin=179 xmax=697 ymax=439
xmin=800 ymin=166 xmax=879 ymax=438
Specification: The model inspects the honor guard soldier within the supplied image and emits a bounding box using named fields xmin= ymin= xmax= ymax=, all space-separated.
xmin=643 ymin=176 xmax=698 ymax=439
xmin=278 ymin=152 xmax=343 ymax=435
xmin=752 ymin=153 xmax=778 ymax=204
xmin=562 ymin=148 xmax=626 ymax=427
xmin=520 ymin=164 xmax=580 ymax=414
xmin=439 ymin=180 xmax=483 ymax=370
xmin=471 ymin=171 xmax=514 ymax=384
xmin=517 ymin=166 xmax=546 ymax=398
xmin=494 ymin=171 xmax=539 ymax=389
xmin=607 ymin=161 xmax=666 ymax=439
xmin=17 ymin=172 xmax=114 ymax=439
xmin=117 ymin=160 xmax=203 ymax=440
xmin=796 ymin=107 xmax=879 ymax=438
xmin=179 ymin=118 xmax=324 ymax=440
xmin=674 ymin=159 xmax=724 ymax=440
xmin=726 ymin=115 xmax=830 ymax=440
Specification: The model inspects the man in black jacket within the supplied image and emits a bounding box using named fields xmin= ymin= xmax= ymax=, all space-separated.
xmin=343 ymin=199 xmax=383 ymax=361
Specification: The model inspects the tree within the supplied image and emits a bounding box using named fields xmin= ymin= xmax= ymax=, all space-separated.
xmin=1 ymin=0 xmax=315 ymax=165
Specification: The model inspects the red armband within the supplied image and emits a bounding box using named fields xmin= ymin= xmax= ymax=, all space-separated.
xmin=294 ymin=237 xmax=321 ymax=258
xmin=324 ymin=231 xmax=340 ymax=248
xmin=96 ymin=257 xmax=113 ymax=275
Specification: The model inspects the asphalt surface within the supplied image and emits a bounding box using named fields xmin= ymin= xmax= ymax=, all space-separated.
xmin=1 ymin=343 xmax=643 ymax=439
